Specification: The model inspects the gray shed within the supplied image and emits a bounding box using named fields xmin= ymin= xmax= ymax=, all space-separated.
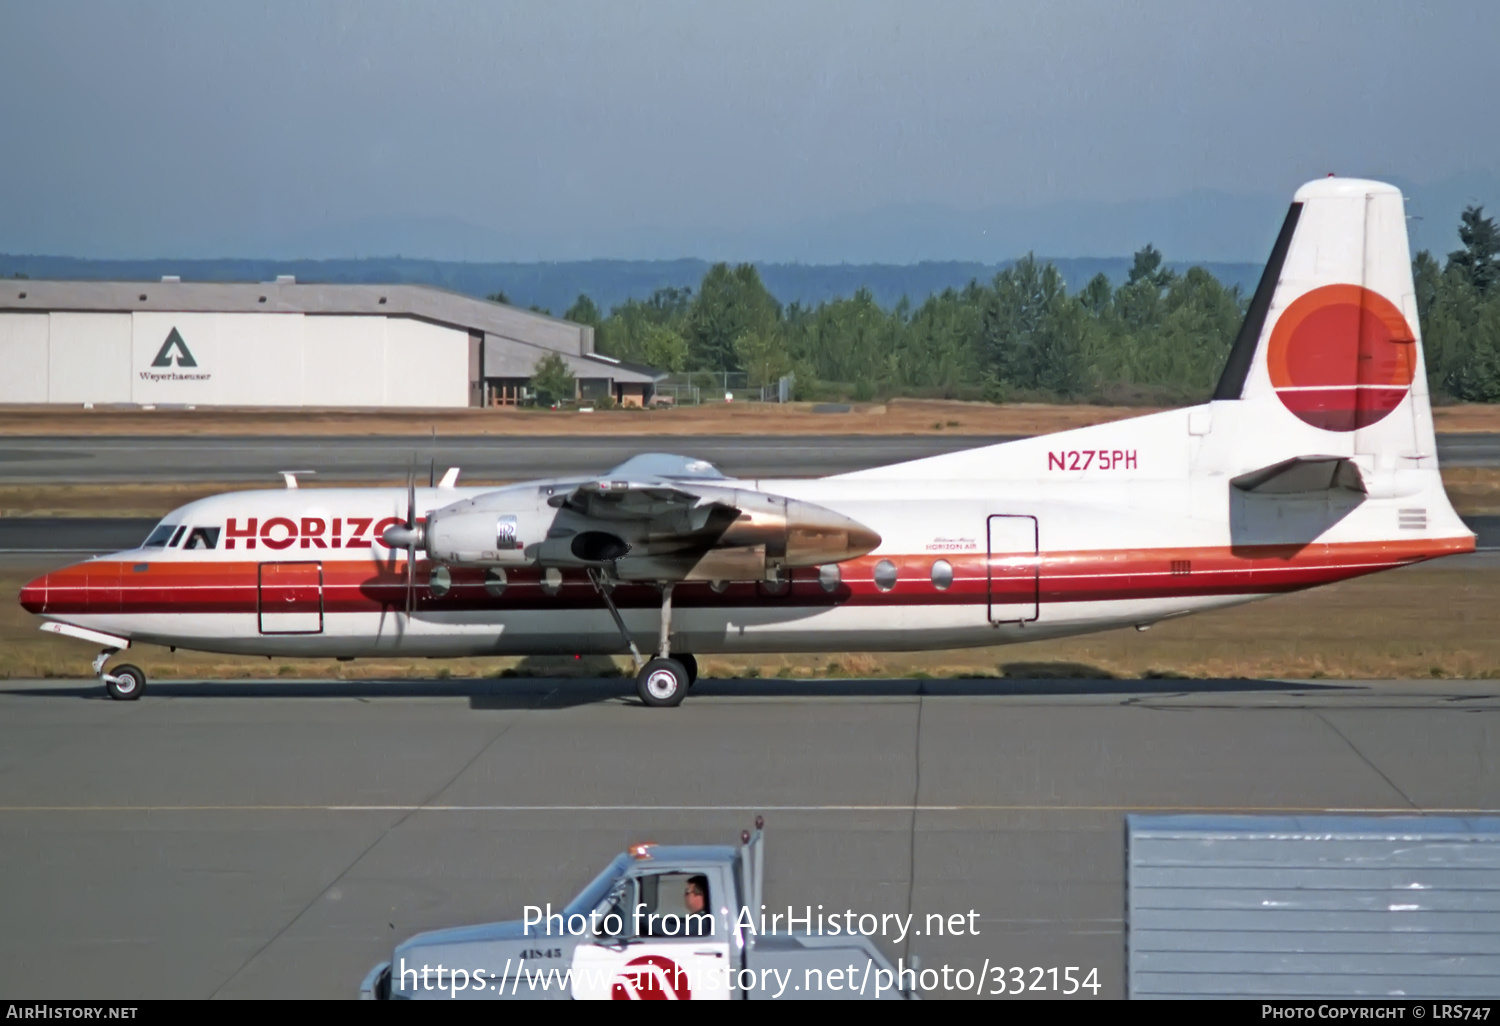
xmin=1125 ymin=814 xmax=1500 ymax=998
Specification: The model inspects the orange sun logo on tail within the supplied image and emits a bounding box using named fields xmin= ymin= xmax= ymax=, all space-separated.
xmin=1266 ymin=284 xmax=1417 ymax=431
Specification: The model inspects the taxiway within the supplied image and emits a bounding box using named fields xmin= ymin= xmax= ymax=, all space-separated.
xmin=1 ymin=674 xmax=1496 ymax=999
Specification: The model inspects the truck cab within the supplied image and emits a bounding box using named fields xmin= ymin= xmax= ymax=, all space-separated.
xmin=362 ymin=823 xmax=909 ymax=1000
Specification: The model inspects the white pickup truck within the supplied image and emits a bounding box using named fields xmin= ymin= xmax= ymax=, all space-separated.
xmin=361 ymin=821 xmax=913 ymax=1000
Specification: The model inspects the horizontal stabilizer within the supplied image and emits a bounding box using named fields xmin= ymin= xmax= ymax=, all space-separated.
xmin=1230 ymin=456 xmax=1366 ymax=495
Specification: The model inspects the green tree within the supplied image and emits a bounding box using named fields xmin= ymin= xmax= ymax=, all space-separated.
xmin=978 ymin=256 xmax=1086 ymax=395
xmin=486 ymin=289 xmax=511 ymax=305
xmin=595 ymin=287 xmax=695 ymax=366
xmin=1079 ymin=273 xmax=1113 ymax=316
xmin=1416 ymin=204 xmax=1500 ymax=401
xmin=687 ymin=263 xmax=780 ymax=371
xmin=1449 ymin=205 xmax=1499 ymax=294
xmin=1150 ymin=267 xmax=1244 ymax=392
xmin=1413 ymin=251 xmax=1450 ymax=392
xmin=564 ymin=294 xmax=602 ymax=327
xmin=1443 ymin=304 xmax=1500 ymax=402
xmin=734 ymin=330 xmax=794 ymax=386
xmin=641 ymin=323 xmax=689 ymax=373
xmin=530 ymin=352 xmax=576 ymax=405
xmin=645 ymin=286 xmax=693 ymax=321
xmin=1127 ymin=244 xmax=1175 ymax=290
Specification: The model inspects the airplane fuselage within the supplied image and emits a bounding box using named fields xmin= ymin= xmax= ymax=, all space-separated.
xmin=19 ymin=426 xmax=1471 ymax=662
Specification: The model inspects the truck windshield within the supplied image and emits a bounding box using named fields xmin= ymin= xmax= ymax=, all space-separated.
xmin=562 ymin=854 xmax=631 ymax=919
xmin=141 ymin=523 xmax=179 ymax=548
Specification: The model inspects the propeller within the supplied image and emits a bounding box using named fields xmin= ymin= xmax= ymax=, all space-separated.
xmin=405 ymin=465 xmax=417 ymax=614
xmin=380 ymin=456 xmax=425 ymax=615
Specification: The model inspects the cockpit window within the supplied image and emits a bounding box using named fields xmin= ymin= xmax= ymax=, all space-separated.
xmin=168 ymin=526 xmax=187 ymax=548
xmin=142 ymin=524 xmax=178 ymax=548
xmin=183 ymin=527 xmax=220 ymax=550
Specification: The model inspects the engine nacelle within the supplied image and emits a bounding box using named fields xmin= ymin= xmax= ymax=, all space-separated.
xmin=421 ymin=480 xmax=880 ymax=581
xmin=423 ymin=484 xmax=557 ymax=567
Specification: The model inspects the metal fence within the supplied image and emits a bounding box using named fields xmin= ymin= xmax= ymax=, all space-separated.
xmin=655 ymin=373 xmax=794 ymax=405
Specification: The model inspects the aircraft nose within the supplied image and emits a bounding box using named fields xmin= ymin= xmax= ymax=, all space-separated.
xmin=19 ymin=572 xmax=49 ymax=614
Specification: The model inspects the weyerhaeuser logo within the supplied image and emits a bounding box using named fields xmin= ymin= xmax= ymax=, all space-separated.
xmin=151 ymin=327 xmax=197 ymax=367
xmin=141 ymin=327 xmax=210 ymax=382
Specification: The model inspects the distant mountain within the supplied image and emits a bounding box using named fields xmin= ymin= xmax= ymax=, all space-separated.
xmin=0 ymin=255 xmax=1264 ymax=314
xmin=2 ymin=174 xmax=1490 ymax=267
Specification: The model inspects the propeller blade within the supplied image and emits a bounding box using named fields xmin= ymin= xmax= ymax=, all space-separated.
xmin=405 ymin=457 xmax=416 ymax=615
xmin=406 ymin=542 xmax=416 ymax=615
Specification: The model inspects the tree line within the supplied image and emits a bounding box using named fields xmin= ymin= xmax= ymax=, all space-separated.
xmin=537 ymin=205 xmax=1500 ymax=405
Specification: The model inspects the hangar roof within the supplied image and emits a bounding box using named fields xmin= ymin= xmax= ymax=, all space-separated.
xmin=0 ymin=277 xmax=664 ymax=384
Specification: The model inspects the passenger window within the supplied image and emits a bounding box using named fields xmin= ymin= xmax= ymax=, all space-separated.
xmin=183 ymin=527 xmax=220 ymax=550
xmin=142 ymin=524 xmax=178 ymax=548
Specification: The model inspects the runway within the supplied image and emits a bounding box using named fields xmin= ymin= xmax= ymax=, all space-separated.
xmin=0 ymin=434 xmax=1010 ymax=484
xmin=1 ymin=674 xmax=1496 ymax=999
xmin=2 ymin=432 xmax=1500 ymax=484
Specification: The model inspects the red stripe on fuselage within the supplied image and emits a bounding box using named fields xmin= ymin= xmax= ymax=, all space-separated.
xmin=19 ymin=536 xmax=1474 ymax=617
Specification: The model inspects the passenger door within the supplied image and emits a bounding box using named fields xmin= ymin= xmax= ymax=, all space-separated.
xmin=987 ymin=515 xmax=1039 ymax=624
xmin=258 ymin=561 xmax=324 ymax=635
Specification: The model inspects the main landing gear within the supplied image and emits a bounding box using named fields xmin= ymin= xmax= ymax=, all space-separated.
xmin=588 ymin=572 xmax=698 ymax=708
xmin=94 ymin=649 xmax=146 ymax=701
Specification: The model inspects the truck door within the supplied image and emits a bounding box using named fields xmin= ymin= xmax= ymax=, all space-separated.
xmin=258 ymin=561 xmax=324 ymax=635
xmin=987 ymin=514 xmax=1039 ymax=624
xmin=571 ymin=869 xmax=731 ymax=1000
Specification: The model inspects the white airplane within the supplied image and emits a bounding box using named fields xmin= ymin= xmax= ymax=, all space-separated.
xmin=19 ymin=177 xmax=1475 ymax=706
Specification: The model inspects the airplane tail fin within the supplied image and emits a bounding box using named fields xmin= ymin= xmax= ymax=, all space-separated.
xmin=1210 ymin=176 xmax=1434 ymax=472
xmin=1196 ymin=176 xmax=1473 ymax=548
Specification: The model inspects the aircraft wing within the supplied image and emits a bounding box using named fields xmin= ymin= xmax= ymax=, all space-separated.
xmin=549 ymin=480 xmax=743 ymax=537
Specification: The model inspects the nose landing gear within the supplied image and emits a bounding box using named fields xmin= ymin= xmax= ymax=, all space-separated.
xmin=94 ymin=648 xmax=146 ymax=701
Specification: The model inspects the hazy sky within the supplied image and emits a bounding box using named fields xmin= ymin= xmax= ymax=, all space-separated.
xmin=3 ymin=1 xmax=1498 ymax=261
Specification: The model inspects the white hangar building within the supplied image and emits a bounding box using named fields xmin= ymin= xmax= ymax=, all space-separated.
xmin=0 ymin=277 xmax=664 ymax=408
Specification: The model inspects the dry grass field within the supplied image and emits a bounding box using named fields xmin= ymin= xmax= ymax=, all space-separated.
xmin=3 ymin=559 xmax=1495 ymax=683
xmin=3 ymin=399 xmax=1499 ymax=438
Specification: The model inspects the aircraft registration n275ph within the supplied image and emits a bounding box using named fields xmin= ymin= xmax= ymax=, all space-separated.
xmin=19 ymin=177 xmax=1475 ymax=707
